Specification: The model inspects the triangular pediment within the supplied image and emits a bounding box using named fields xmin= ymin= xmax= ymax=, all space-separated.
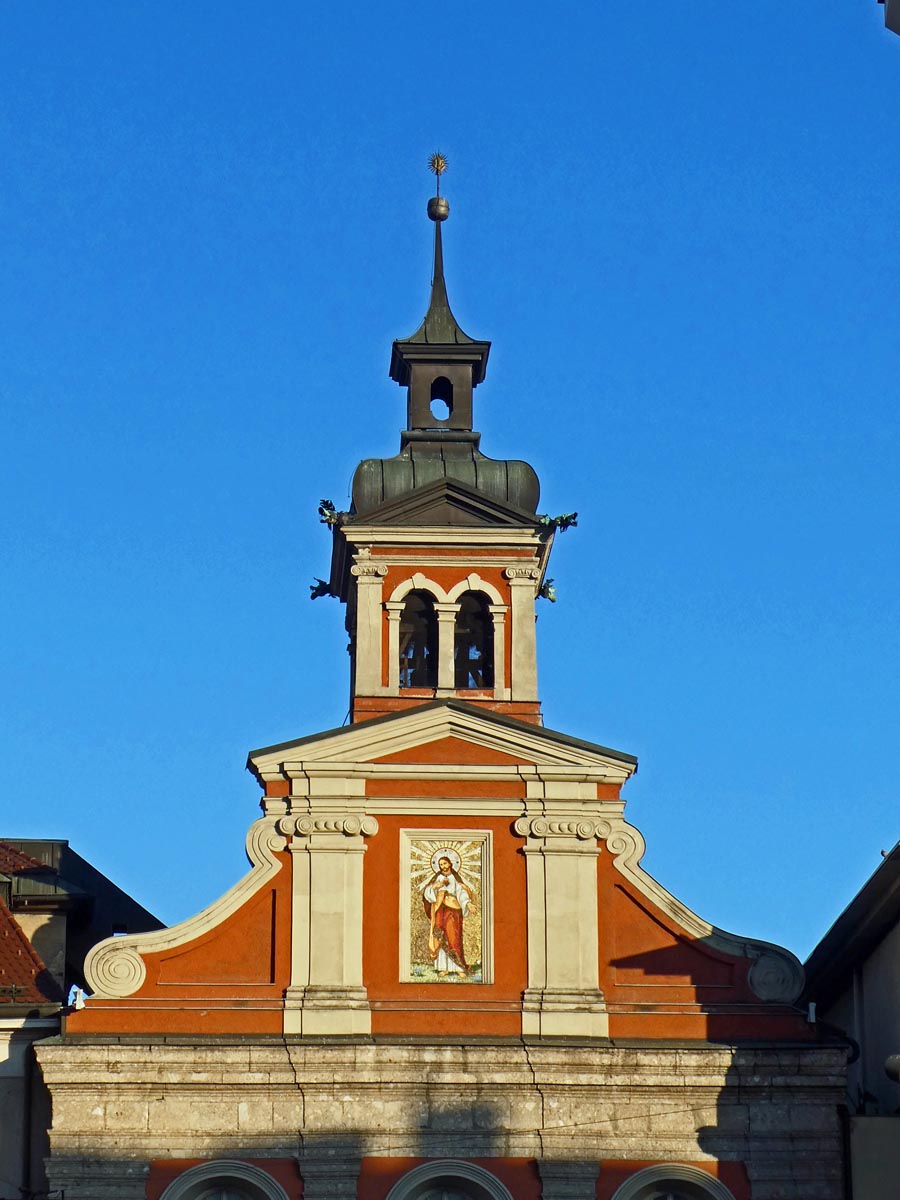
xmin=247 ymin=700 xmax=637 ymax=782
xmin=349 ymin=478 xmax=541 ymax=529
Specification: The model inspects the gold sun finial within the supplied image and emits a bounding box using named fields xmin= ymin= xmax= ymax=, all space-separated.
xmin=428 ymin=151 xmax=448 ymax=195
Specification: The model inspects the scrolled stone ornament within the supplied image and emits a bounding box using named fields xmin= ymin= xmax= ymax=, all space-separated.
xmin=84 ymin=941 xmax=147 ymax=999
xmin=747 ymin=951 xmax=805 ymax=1004
xmin=503 ymin=565 xmax=541 ymax=581
xmin=604 ymin=828 xmax=640 ymax=860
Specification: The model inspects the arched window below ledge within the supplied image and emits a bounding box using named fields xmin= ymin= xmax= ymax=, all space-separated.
xmin=385 ymin=1160 xmax=514 ymax=1200
xmin=399 ymin=590 xmax=438 ymax=689
xmin=610 ymin=1165 xmax=737 ymax=1200
xmin=159 ymin=1160 xmax=290 ymax=1200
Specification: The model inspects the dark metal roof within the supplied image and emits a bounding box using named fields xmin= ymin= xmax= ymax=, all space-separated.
xmin=804 ymin=839 xmax=900 ymax=1006
xmin=351 ymin=447 xmax=541 ymax=518
xmin=390 ymin=219 xmax=490 ymax=387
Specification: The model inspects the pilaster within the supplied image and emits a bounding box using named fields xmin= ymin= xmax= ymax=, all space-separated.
xmin=298 ymin=1153 xmax=362 ymax=1200
xmin=516 ymin=816 xmax=608 ymax=1039
xmin=504 ymin=565 xmax=540 ymax=701
xmin=538 ymin=1161 xmax=599 ymax=1200
xmin=280 ymin=813 xmax=378 ymax=1035
xmin=350 ymin=560 xmax=388 ymax=694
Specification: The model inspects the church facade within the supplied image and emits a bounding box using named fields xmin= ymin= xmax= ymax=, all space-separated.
xmin=37 ymin=186 xmax=848 ymax=1200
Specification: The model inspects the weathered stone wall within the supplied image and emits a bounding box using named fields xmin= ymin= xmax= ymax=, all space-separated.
xmin=37 ymin=1038 xmax=847 ymax=1200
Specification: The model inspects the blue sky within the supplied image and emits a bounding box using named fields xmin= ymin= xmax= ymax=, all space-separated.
xmin=2 ymin=4 xmax=898 ymax=958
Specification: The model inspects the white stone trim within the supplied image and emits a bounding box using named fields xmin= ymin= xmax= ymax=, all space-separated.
xmin=386 ymin=601 xmax=404 ymax=692
xmin=609 ymin=1163 xmax=736 ymax=1200
xmin=280 ymin=814 xmax=376 ymax=1035
xmin=434 ymin=601 xmax=460 ymax=690
xmin=597 ymin=815 xmax=805 ymax=1004
xmin=159 ymin=1159 xmax=290 ymax=1200
xmin=249 ymin=704 xmax=637 ymax=779
xmin=446 ymin=572 xmax=504 ymax=604
xmin=388 ymin=572 xmax=450 ymax=603
xmin=351 ymin=559 xmax=388 ymax=695
xmin=518 ymin=816 xmax=607 ymax=1038
xmin=505 ymin=566 xmax=540 ymax=701
xmin=84 ymin=818 xmax=287 ymax=999
xmin=348 ymin=526 xmax=546 ymax=547
xmin=385 ymin=1160 xmax=514 ymax=1200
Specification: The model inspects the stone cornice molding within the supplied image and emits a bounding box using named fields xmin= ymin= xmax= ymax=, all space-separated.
xmin=249 ymin=704 xmax=637 ymax=781
xmin=278 ymin=814 xmax=378 ymax=838
xmin=596 ymin=815 xmax=805 ymax=1005
xmin=83 ymin=818 xmax=287 ymax=999
xmin=344 ymin=526 xmax=546 ymax=547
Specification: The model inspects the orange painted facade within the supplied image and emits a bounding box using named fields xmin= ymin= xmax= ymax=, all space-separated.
xmin=69 ymin=724 xmax=810 ymax=1043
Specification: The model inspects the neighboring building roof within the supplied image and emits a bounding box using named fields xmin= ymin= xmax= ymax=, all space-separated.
xmin=0 ymin=841 xmax=52 ymax=876
xmin=880 ymin=0 xmax=900 ymax=35
xmin=0 ymin=839 xmax=164 ymax=993
xmin=805 ymin=839 xmax=900 ymax=1006
xmin=0 ymin=896 xmax=61 ymax=1007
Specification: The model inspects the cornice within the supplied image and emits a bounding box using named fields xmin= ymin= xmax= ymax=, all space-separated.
xmin=340 ymin=526 xmax=546 ymax=547
xmin=248 ymin=702 xmax=637 ymax=783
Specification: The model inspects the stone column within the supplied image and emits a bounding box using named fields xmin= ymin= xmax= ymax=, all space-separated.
xmin=504 ymin=566 xmax=540 ymax=702
xmin=350 ymin=561 xmax=388 ymax=694
xmin=282 ymin=814 xmax=378 ymax=1036
xmin=435 ymin=602 xmax=460 ymax=693
xmin=487 ymin=603 xmax=508 ymax=698
xmin=516 ymin=816 xmax=608 ymax=1039
xmin=385 ymin=601 xmax=404 ymax=692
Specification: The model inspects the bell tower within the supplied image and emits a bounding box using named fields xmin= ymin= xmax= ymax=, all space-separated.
xmin=327 ymin=162 xmax=554 ymax=725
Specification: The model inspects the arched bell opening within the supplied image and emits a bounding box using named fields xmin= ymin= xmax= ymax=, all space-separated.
xmin=399 ymin=590 xmax=438 ymax=688
xmin=454 ymin=591 xmax=494 ymax=689
xmin=429 ymin=375 xmax=453 ymax=422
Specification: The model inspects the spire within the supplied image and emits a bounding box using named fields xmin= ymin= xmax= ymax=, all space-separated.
xmin=389 ymin=154 xmax=490 ymax=386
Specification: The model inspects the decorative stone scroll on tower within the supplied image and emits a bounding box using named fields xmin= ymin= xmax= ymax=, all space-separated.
xmin=36 ymin=168 xmax=848 ymax=1200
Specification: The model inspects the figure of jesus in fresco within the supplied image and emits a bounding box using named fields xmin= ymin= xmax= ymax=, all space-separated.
xmin=423 ymin=852 xmax=471 ymax=976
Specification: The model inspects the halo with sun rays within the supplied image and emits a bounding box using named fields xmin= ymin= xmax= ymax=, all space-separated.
xmin=410 ymin=838 xmax=481 ymax=892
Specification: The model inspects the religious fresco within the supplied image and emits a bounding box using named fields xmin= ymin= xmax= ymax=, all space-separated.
xmin=400 ymin=831 xmax=492 ymax=984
